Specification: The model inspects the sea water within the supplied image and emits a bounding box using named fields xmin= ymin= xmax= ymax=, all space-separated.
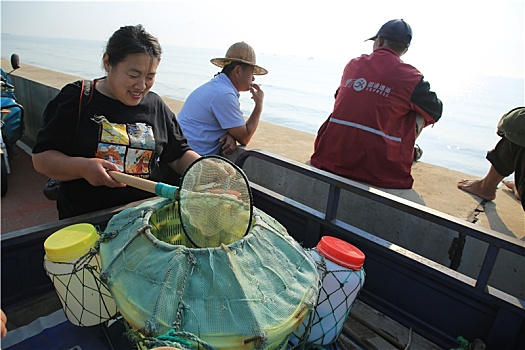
xmin=2 ymin=33 xmax=523 ymax=178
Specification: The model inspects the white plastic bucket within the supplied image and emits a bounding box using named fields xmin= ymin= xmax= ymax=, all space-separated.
xmin=292 ymin=236 xmax=365 ymax=345
xmin=44 ymin=223 xmax=117 ymax=326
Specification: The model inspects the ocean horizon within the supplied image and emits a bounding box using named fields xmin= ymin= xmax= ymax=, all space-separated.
xmin=2 ymin=33 xmax=524 ymax=180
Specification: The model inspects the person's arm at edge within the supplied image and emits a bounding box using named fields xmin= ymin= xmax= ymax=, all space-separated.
xmin=1 ymin=309 xmax=7 ymax=338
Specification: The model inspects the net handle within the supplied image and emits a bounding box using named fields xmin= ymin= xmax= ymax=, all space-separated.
xmin=108 ymin=171 xmax=179 ymax=199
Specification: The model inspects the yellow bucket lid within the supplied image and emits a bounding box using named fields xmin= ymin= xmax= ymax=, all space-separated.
xmin=44 ymin=223 xmax=99 ymax=262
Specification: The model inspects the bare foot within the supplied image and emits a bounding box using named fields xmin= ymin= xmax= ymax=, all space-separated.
xmin=457 ymin=178 xmax=497 ymax=201
xmin=502 ymin=180 xmax=521 ymax=200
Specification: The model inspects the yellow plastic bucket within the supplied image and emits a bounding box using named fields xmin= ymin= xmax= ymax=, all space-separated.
xmin=44 ymin=223 xmax=117 ymax=326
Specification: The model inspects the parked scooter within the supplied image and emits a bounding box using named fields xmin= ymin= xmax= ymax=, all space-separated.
xmin=1 ymin=53 xmax=25 ymax=196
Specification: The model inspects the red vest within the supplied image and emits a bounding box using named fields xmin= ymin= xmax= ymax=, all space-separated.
xmin=311 ymin=47 xmax=442 ymax=189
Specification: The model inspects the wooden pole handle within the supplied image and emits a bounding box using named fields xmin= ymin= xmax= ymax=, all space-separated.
xmin=108 ymin=171 xmax=179 ymax=199
xmin=108 ymin=171 xmax=157 ymax=194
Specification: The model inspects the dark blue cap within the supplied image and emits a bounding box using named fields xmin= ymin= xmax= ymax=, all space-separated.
xmin=367 ymin=19 xmax=412 ymax=46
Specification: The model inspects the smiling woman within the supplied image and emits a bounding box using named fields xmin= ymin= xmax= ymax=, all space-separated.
xmin=100 ymin=53 xmax=159 ymax=105
xmin=30 ymin=24 xmax=201 ymax=220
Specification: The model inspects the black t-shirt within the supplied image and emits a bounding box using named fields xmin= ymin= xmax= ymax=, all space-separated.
xmin=33 ymin=79 xmax=192 ymax=218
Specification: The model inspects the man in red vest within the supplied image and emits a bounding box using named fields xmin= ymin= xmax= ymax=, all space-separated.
xmin=311 ymin=19 xmax=443 ymax=189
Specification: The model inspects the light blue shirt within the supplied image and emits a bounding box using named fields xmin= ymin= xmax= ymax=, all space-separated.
xmin=177 ymin=73 xmax=245 ymax=155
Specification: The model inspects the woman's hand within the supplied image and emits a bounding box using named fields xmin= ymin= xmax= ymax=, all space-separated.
xmin=33 ymin=150 xmax=124 ymax=188
xmin=81 ymin=158 xmax=126 ymax=188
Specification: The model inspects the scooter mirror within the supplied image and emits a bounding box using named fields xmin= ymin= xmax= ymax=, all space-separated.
xmin=10 ymin=54 xmax=20 ymax=70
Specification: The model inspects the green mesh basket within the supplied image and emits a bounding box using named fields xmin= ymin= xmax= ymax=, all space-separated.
xmin=99 ymin=198 xmax=319 ymax=350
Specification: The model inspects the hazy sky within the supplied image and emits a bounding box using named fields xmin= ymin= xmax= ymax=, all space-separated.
xmin=1 ymin=0 xmax=524 ymax=79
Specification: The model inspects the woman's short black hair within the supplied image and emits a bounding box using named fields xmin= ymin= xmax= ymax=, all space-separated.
xmin=104 ymin=24 xmax=162 ymax=66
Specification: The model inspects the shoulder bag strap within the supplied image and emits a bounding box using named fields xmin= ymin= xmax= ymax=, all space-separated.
xmin=75 ymin=79 xmax=95 ymax=134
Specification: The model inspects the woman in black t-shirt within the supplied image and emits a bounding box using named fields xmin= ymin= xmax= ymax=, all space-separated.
xmin=33 ymin=25 xmax=200 ymax=219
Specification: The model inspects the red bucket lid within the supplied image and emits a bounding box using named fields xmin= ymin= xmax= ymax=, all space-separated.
xmin=316 ymin=236 xmax=365 ymax=270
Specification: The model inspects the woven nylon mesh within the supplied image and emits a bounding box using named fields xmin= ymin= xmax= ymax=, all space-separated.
xmin=311 ymin=269 xmax=364 ymax=344
xmin=293 ymin=258 xmax=365 ymax=345
xmin=179 ymin=156 xmax=252 ymax=248
xmin=99 ymin=198 xmax=319 ymax=350
xmin=44 ymin=252 xmax=117 ymax=327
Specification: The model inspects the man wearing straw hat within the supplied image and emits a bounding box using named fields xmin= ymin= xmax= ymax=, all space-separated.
xmin=177 ymin=42 xmax=267 ymax=156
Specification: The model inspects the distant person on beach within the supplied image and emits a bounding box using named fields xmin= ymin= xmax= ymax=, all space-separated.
xmin=32 ymin=24 xmax=200 ymax=219
xmin=458 ymin=107 xmax=525 ymax=210
xmin=177 ymin=41 xmax=267 ymax=156
xmin=310 ymin=19 xmax=442 ymax=189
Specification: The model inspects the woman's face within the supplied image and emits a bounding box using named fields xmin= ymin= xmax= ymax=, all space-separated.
xmin=103 ymin=53 xmax=159 ymax=106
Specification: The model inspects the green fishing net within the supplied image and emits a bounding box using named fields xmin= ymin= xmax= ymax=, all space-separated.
xmin=99 ymin=198 xmax=319 ymax=350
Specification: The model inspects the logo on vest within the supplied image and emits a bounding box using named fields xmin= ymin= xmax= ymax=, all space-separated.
xmin=344 ymin=78 xmax=392 ymax=97
xmin=344 ymin=78 xmax=367 ymax=91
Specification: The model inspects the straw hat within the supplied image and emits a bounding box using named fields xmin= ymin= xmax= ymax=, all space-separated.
xmin=210 ymin=42 xmax=268 ymax=75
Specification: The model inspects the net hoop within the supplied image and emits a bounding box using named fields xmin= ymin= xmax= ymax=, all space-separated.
xmin=177 ymin=155 xmax=253 ymax=248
